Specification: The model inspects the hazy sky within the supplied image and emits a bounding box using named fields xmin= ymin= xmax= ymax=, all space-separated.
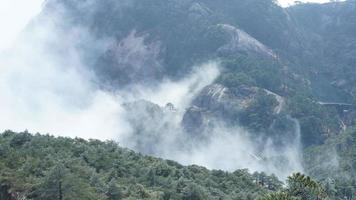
xmin=278 ymin=0 xmax=330 ymax=7
xmin=0 ymin=0 xmax=331 ymax=50
xmin=0 ymin=0 xmax=44 ymax=51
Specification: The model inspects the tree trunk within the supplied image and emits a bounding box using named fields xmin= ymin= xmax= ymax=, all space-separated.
xmin=58 ymin=180 xmax=63 ymax=200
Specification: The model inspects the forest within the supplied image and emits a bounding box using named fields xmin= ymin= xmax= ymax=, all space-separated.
xmin=0 ymin=0 xmax=356 ymax=199
xmin=2 ymin=131 xmax=353 ymax=200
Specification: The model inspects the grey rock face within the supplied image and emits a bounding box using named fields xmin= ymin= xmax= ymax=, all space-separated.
xmin=193 ymin=84 xmax=258 ymax=115
xmin=182 ymin=84 xmax=260 ymax=135
xmin=181 ymin=106 xmax=206 ymax=137
xmin=182 ymin=83 xmax=290 ymax=138
xmin=216 ymin=24 xmax=276 ymax=58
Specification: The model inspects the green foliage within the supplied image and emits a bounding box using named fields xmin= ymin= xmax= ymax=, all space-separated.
xmin=304 ymin=127 xmax=356 ymax=200
xmin=181 ymin=183 xmax=209 ymax=200
xmin=287 ymin=173 xmax=326 ymax=200
xmin=258 ymin=173 xmax=327 ymax=200
xmin=218 ymin=57 xmax=289 ymax=94
xmin=0 ymin=131 xmax=278 ymax=200
xmin=289 ymin=1 xmax=356 ymax=101
xmin=240 ymin=91 xmax=278 ymax=132
xmin=217 ymin=72 xmax=256 ymax=88
xmin=258 ymin=192 xmax=294 ymax=200
xmin=9 ymin=131 xmax=32 ymax=147
xmin=287 ymin=94 xmax=341 ymax=147
xmin=6 ymin=0 xmax=356 ymax=199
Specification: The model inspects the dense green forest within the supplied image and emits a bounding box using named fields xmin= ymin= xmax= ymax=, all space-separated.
xmin=1 ymin=131 xmax=353 ymax=200
xmin=0 ymin=130 xmax=276 ymax=200
xmin=1 ymin=0 xmax=356 ymax=199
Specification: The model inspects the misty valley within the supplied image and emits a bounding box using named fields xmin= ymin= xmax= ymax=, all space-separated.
xmin=0 ymin=0 xmax=356 ymax=199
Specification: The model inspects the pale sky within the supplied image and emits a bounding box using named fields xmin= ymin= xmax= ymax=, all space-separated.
xmin=0 ymin=0 xmax=44 ymax=51
xmin=278 ymin=0 xmax=331 ymax=7
xmin=0 ymin=0 xmax=332 ymax=51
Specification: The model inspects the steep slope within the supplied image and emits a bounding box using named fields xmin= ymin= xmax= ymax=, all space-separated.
xmin=303 ymin=127 xmax=356 ymax=200
xmin=5 ymin=1 xmax=356 ymax=199
xmin=288 ymin=0 xmax=356 ymax=102
xmin=39 ymin=0 xmax=292 ymax=86
xmin=20 ymin=0 xmax=352 ymax=170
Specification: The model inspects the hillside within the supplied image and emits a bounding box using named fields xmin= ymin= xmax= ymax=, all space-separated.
xmin=304 ymin=126 xmax=356 ymax=199
xmin=1 ymin=0 xmax=356 ymax=199
xmin=1 ymin=131 xmax=350 ymax=200
xmin=0 ymin=131 xmax=278 ymax=199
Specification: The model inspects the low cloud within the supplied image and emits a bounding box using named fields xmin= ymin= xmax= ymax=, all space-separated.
xmin=0 ymin=0 xmax=304 ymax=180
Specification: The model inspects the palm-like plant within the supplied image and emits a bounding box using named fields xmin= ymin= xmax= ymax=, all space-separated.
xmin=258 ymin=173 xmax=327 ymax=200
xmin=287 ymin=173 xmax=326 ymax=200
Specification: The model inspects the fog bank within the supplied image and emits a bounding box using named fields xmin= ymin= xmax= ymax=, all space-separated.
xmin=0 ymin=0 xmax=304 ymax=180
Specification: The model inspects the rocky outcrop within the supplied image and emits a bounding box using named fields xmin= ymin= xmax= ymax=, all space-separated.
xmin=181 ymin=106 xmax=208 ymax=137
xmin=188 ymin=2 xmax=213 ymax=20
xmin=216 ymin=24 xmax=277 ymax=58
xmin=182 ymin=84 xmax=260 ymax=134
xmin=263 ymin=89 xmax=285 ymax=114
xmin=181 ymin=84 xmax=289 ymax=137
xmin=192 ymin=84 xmax=257 ymax=111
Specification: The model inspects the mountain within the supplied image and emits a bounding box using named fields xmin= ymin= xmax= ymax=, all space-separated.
xmin=288 ymin=0 xmax=356 ymax=102
xmin=34 ymin=0 xmax=348 ymax=148
xmin=1 ymin=0 xmax=356 ymax=199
